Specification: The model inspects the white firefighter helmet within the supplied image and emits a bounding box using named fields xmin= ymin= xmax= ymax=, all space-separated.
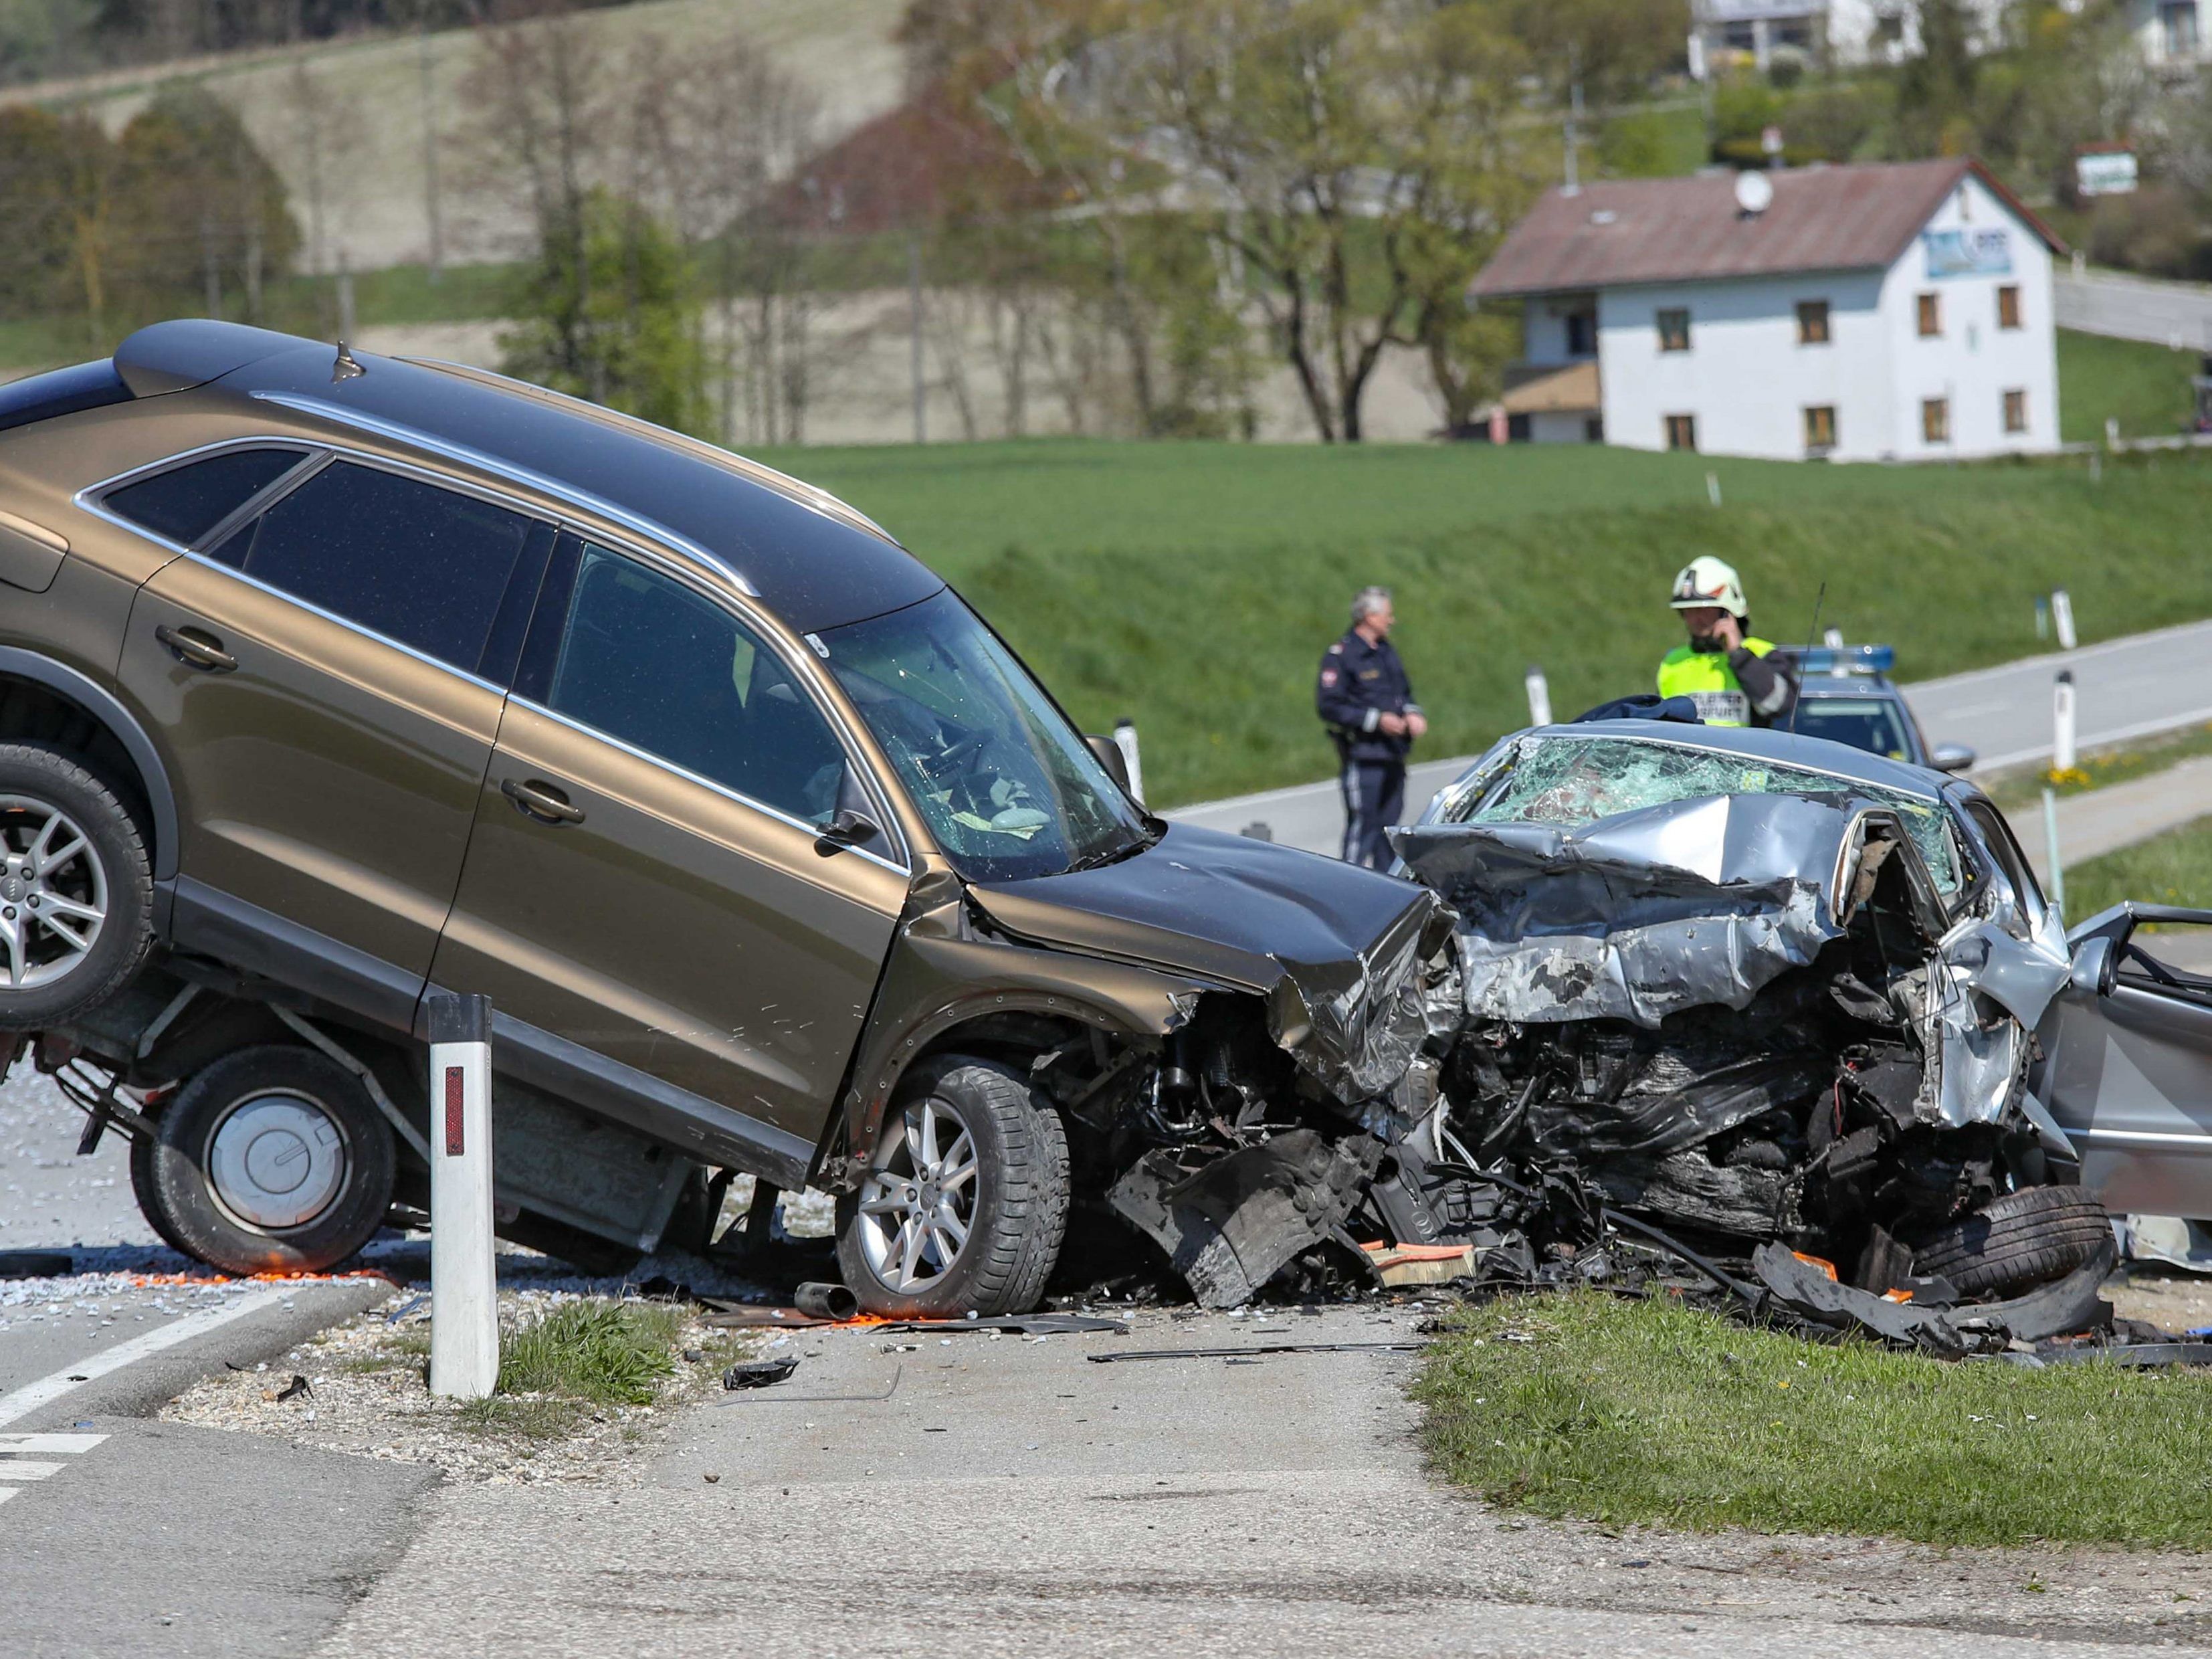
xmin=1669 ymin=555 xmax=1748 ymax=617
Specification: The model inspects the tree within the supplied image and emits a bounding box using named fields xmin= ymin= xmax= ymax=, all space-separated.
xmin=498 ymin=186 xmax=711 ymax=435
xmin=1068 ymin=0 xmax=1539 ymax=442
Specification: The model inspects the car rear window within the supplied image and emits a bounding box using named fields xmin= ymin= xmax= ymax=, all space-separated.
xmin=104 ymin=448 xmax=307 ymax=547
xmin=210 ymin=460 xmax=536 ymax=674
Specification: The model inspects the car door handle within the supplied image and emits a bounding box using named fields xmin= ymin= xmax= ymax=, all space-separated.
xmin=501 ymin=777 xmax=585 ymax=825
xmin=154 ymin=624 xmax=237 ymax=673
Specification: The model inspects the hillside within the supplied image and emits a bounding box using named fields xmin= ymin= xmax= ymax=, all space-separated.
xmin=748 ymin=439 xmax=2212 ymax=806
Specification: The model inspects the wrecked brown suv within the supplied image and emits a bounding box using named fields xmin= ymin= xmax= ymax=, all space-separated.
xmin=0 ymin=322 xmax=1439 ymax=1314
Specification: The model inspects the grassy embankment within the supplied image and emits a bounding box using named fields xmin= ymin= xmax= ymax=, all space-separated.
xmin=760 ymin=437 xmax=2212 ymax=807
xmin=2056 ymin=328 xmax=2203 ymax=444
xmin=1419 ymin=1290 xmax=2212 ymax=1545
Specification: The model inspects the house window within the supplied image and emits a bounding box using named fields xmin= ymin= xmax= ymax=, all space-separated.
xmin=1916 ymin=293 xmax=1941 ymax=336
xmin=1564 ymin=310 xmax=1597 ymax=357
xmin=1585 ymin=415 xmax=1605 ymax=443
xmin=1874 ymin=9 xmax=1905 ymax=42
xmin=1657 ymin=308 xmax=1691 ymax=352
xmin=1665 ymin=413 xmax=1698 ymax=451
xmin=1797 ymin=300 xmax=1831 ymax=345
xmin=1997 ymin=285 xmax=2022 ymax=329
xmin=2004 ymin=389 xmax=2028 ymax=433
xmin=2165 ymin=0 xmax=2199 ymax=58
xmin=1805 ymin=405 xmax=1837 ymax=452
xmin=1922 ymin=397 xmax=1950 ymax=443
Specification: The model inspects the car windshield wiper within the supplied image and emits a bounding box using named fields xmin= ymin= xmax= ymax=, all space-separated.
xmin=1064 ymin=834 xmax=1152 ymax=875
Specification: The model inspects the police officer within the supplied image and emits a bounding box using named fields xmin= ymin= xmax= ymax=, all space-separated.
xmin=1318 ymin=585 xmax=1425 ymax=868
xmin=1657 ymin=556 xmax=1796 ymax=727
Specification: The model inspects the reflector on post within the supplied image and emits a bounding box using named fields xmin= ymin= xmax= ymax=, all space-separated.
xmin=427 ymin=992 xmax=496 ymax=1401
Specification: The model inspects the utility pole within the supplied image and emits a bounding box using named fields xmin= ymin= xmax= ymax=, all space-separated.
xmin=419 ymin=21 xmax=444 ymax=285
xmin=1563 ymin=47 xmax=1583 ymax=196
xmin=908 ymin=231 xmax=926 ymax=445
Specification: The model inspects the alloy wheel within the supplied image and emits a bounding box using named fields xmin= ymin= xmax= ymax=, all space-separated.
xmin=855 ymin=1095 xmax=980 ymax=1292
xmin=0 ymin=795 xmax=107 ymax=989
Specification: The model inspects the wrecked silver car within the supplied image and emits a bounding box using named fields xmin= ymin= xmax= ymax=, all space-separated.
xmin=1367 ymin=720 xmax=2112 ymax=1337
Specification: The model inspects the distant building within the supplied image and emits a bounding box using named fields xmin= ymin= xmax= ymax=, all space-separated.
xmin=1690 ymin=0 xmax=2207 ymax=72
xmin=1468 ymin=158 xmax=2066 ymax=463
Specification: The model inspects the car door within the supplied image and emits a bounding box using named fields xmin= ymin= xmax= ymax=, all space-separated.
xmin=425 ymin=534 xmax=910 ymax=1183
xmin=2041 ymin=910 xmax=2212 ymax=1217
xmin=114 ymin=454 xmax=553 ymax=1027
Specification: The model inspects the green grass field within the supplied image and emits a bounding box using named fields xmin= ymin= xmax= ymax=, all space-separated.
xmin=2065 ymin=814 xmax=2212 ymax=922
xmin=755 ymin=438 xmax=2212 ymax=807
xmin=2057 ymin=328 xmax=2202 ymax=444
xmin=1419 ymin=1290 xmax=2212 ymax=1545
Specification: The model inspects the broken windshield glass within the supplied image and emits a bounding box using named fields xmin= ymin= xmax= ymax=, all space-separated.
xmin=1457 ymin=734 xmax=1960 ymax=894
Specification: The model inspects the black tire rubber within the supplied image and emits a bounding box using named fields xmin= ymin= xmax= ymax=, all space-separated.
xmin=835 ymin=1054 xmax=1070 ymax=1319
xmin=1909 ymin=1185 xmax=2113 ymax=1299
xmin=132 ymin=1046 xmax=396 ymax=1275
xmin=0 ymin=743 xmax=153 ymax=1032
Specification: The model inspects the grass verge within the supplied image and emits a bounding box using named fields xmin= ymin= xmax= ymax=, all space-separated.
xmin=1417 ymin=1290 xmax=2212 ymax=1546
xmin=2057 ymin=328 xmax=2201 ymax=446
xmin=1984 ymin=720 xmax=2212 ymax=815
xmin=495 ymin=1298 xmax=683 ymax=1407
xmin=2063 ymin=813 xmax=2212 ymax=922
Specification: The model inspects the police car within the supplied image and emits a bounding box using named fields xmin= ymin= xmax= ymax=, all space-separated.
xmin=1769 ymin=644 xmax=1975 ymax=775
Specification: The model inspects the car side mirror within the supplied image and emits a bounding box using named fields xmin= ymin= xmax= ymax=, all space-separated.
xmin=1929 ymin=743 xmax=1977 ymax=774
xmin=1086 ymin=733 xmax=1132 ymax=793
xmin=814 ymin=808 xmax=881 ymax=858
xmin=2071 ymin=933 xmax=2118 ymax=998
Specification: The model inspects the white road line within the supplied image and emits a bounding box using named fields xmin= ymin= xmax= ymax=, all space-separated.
xmin=0 ymin=1286 xmax=293 ymax=1430
xmin=0 ymin=1489 xmax=14 ymax=1508
xmin=1974 ymin=705 xmax=2212 ymax=773
xmin=0 ymin=1462 xmax=65 ymax=1480
xmin=0 ymin=1434 xmax=106 ymax=1453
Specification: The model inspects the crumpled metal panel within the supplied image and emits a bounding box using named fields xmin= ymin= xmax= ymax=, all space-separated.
xmin=1396 ymin=793 xmax=1857 ymax=1028
xmin=1924 ymin=918 xmax=2070 ymax=1126
xmin=1266 ymin=898 xmax=1451 ymax=1100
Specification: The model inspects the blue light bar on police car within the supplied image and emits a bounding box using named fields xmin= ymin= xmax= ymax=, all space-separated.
xmin=1787 ymin=644 xmax=1894 ymax=676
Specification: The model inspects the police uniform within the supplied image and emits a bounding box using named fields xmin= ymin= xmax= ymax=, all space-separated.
xmin=1317 ymin=628 xmax=1420 ymax=869
xmin=1656 ymin=636 xmax=1795 ymax=726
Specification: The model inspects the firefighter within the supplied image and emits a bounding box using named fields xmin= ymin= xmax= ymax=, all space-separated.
xmin=1317 ymin=585 xmax=1425 ymax=869
xmin=1657 ymin=556 xmax=1796 ymax=727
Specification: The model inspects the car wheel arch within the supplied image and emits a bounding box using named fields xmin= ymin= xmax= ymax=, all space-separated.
xmin=0 ymin=649 xmax=179 ymax=883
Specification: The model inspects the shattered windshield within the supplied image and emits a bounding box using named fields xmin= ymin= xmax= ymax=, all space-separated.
xmin=1458 ymin=734 xmax=1960 ymax=893
xmin=817 ymin=588 xmax=1152 ymax=882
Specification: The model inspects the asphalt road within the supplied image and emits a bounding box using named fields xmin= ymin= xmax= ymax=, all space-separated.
xmin=1169 ymin=619 xmax=2212 ymax=856
xmin=2053 ymin=268 xmax=2212 ymax=352
xmin=312 ymin=1304 xmax=2212 ymax=1658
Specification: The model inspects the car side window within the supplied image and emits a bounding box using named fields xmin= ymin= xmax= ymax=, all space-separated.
xmin=103 ymin=448 xmax=308 ymax=547
xmin=546 ymin=546 xmax=847 ymax=828
xmin=1966 ymin=800 xmax=2045 ymax=912
xmin=208 ymin=461 xmax=536 ymax=675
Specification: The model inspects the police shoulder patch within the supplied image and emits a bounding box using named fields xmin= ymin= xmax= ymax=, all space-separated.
xmin=1328 ymin=643 xmax=1343 ymax=654
xmin=1320 ymin=668 xmax=1338 ymax=685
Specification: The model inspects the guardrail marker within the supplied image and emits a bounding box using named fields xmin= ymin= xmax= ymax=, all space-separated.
xmin=1524 ymin=666 xmax=1552 ymax=728
xmin=2053 ymin=669 xmax=2078 ymax=774
xmin=2052 ymin=588 xmax=2077 ymax=652
xmin=1113 ymin=718 xmax=1145 ymax=806
xmin=2043 ymin=785 xmax=2066 ymax=916
xmin=428 ymin=992 xmax=497 ymax=1401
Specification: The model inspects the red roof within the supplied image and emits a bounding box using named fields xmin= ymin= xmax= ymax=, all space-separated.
xmin=1470 ymin=158 xmax=2067 ymax=299
xmin=775 ymin=85 xmax=1049 ymax=236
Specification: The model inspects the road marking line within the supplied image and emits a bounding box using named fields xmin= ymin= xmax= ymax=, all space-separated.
xmin=0 ymin=1286 xmax=293 ymax=1430
xmin=0 ymin=1462 xmax=65 ymax=1480
xmin=1975 ymin=706 xmax=2212 ymax=773
xmin=0 ymin=1434 xmax=105 ymax=1454
xmin=0 ymin=1488 xmax=15 ymax=1508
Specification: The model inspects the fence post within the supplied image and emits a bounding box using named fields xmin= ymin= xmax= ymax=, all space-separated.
xmin=1524 ymin=666 xmax=1552 ymax=728
xmin=2053 ymin=669 xmax=2078 ymax=775
xmin=427 ymin=993 xmax=497 ymax=1401
xmin=1112 ymin=718 xmax=1144 ymax=806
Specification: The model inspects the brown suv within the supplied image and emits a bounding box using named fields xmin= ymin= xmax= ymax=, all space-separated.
xmin=0 ymin=322 xmax=1437 ymax=1314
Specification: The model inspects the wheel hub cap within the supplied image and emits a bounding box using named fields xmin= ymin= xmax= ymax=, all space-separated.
xmin=856 ymin=1096 xmax=980 ymax=1293
xmin=0 ymin=798 xmax=107 ymax=990
xmin=209 ymin=1093 xmax=348 ymax=1230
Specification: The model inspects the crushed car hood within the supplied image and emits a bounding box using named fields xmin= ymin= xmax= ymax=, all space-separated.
xmin=970 ymin=823 xmax=1449 ymax=1101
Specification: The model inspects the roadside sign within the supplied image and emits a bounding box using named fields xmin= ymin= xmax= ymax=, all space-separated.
xmin=2077 ymin=149 xmax=2138 ymax=197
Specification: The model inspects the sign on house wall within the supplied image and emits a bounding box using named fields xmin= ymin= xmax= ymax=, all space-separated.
xmin=1922 ymin=226 xmax=2011 ymax=279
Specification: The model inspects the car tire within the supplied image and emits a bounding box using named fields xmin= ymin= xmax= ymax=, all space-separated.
xmin=835 ymin=1055 xmax=1070 ymax=1319
xmin=0 ymin=743 xmax=153 ymax=1032
xmin=1908 ymin=1185 xmax=2112 ymax=1299
xmin=132 ymin=1046 xmax=396 ymax=1275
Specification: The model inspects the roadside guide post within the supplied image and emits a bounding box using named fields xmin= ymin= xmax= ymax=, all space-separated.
xmin=2053 ymin=669 xmax=2078 ymax=774
xmin=1113 ymin=718 xmax=1145 ymax=806
xmin=427 ymin=993 xmax=497 ymax=1401
xmin=1524 ymin=665 xmax=1552 ymax=728
xmin=2052 ymin=589 xmax=2077 ymax=652
xmin=2043 ymin=787 xmax=2066 ymax=917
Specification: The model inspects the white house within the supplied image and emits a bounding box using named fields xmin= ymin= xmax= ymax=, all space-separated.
xmin=1688 ymin=0 xmax=2208 ymax=72
xmin=1468 ymin=158 xmax=2066 ymax=463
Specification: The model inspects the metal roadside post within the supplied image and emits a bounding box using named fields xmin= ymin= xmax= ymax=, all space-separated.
xmin=1523 ymin=665 xmax=1552 ymax=728
xmin=2043 ymin=787 xmax=2066 ymax=918
xmin=2053 ymin=668 xmax=2078 ymax=773
xmin=2053 ymin=589 xmax=2078 ymax=652
xmin=427 ymin=992 xmax=497 ymax=1401
xmin=1113 ymin=718 xmax=1145 ymax=806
